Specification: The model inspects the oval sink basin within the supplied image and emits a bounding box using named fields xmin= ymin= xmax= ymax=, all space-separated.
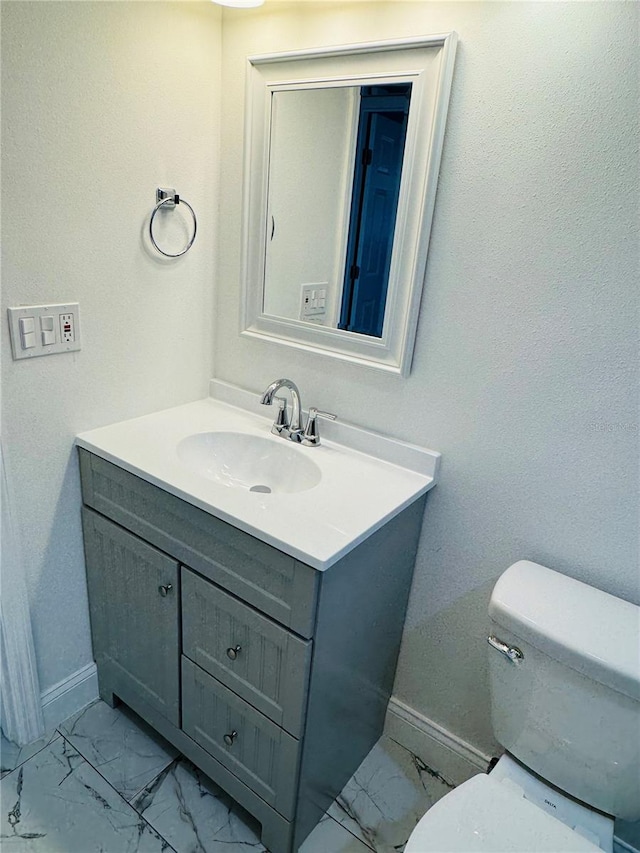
xmin=176 ymin=431 xmax=322 ymax=495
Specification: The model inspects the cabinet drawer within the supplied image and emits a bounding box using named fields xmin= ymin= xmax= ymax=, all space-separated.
xmin=182 ymin=657 xmax=299 ymax=820
xmin=182 ymin=567 xmax=311 ymax=738
xmin=79 ymin=449 xmax=318 ymax=637
xmin=82 ymin=508 xmax=180 ymax=727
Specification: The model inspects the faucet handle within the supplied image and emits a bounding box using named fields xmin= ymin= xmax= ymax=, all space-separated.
xmin=272 ymin=397 xmax=289 ymax=432
xmin=309 ymin=408 xmax=337 ymax=422
xmin=302 ymin=407 xmax=337 ymax=446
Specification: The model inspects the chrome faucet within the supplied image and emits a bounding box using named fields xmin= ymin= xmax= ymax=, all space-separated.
xmin=260 ymin=378 xmax=303 ymax=438
xmin=260 ymin=379 xmax=336 ymax=446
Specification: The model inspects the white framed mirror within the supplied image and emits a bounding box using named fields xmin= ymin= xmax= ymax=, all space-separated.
xmin=240 ymin=34 xmax=458 ymax=376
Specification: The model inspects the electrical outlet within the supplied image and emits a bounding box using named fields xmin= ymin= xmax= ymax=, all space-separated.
xmin=60 ymin=313 xmax=75 ymax=343
xmin=8 ymin=303 xmax=81 ymax=359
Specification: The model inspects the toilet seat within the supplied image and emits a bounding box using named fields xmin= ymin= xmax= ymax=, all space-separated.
xmin=404 ymin=774 xmax=603 ymax=853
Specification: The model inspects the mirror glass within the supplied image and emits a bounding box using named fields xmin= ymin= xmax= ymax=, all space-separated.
xmin=264 ymin=83 xmax=412 ymax=338
xmin=241 ymin=36 xmax=458 ymax=375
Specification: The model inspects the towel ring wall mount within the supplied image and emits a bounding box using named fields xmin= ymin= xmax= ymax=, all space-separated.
xmin=149 ymin=187 xmax=197 ymax=258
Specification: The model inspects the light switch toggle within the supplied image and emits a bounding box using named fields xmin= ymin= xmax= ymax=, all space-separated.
xmin=19 ymin=317 xmax=36 ymax=349
xmin=40 ymin=315 xmax=55 ymax=345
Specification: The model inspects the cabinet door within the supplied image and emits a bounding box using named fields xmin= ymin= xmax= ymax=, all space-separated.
xmin=82 ymin=507 xmax=180 ymax=726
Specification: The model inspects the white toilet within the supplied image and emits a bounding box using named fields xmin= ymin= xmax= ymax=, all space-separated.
xmin=405 ymin=560 xmax=640 ymax=853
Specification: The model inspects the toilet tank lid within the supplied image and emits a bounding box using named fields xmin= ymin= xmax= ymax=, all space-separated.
xmin=489 ymin=561 xmax=640 ymax=702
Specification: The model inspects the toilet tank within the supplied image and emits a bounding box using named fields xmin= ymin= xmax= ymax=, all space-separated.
xmin=488 ymin=561 xmax=640 ymax=821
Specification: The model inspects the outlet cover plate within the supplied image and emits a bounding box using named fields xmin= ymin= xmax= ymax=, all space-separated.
xmin=7 ymin=303 xmax=81 ymax=360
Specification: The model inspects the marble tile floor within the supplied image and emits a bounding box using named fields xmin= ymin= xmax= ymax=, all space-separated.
xmin=0 ymin=699 xmax=454 ymax=853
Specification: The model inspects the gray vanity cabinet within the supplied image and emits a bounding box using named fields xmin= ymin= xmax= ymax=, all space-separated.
xmin=79 ymin=448 xmax=426 ymax=852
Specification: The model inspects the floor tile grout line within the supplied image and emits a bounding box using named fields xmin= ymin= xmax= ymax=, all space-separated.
xmin=329 ymin=798 xmax=380 ymax=852
xmin=55 ymin=730 xmax=179 ymax=853
xmin=0 ymin=731 xmax=62 ymax=781
xmin=326 ymin=813 xmax=378 ymax=851
xmin=126 ymin=757 xmax=182 ymax=807
xmin=56 ymin=706 xmax=178 ymax=809
xmin=57 ymin=700 xmax=177 ymax=769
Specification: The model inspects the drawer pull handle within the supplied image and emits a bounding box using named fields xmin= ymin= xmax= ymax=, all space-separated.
xmin=226 ymin=645 xmax=242 ymax=660
xmin=158 ymin=583 xmax=173 ymax=597
xmin=223 ymin=730 xmax=238 ymax=746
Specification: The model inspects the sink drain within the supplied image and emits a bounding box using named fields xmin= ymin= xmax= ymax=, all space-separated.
xmin=250 ymin=484 xmax=272 ymax=494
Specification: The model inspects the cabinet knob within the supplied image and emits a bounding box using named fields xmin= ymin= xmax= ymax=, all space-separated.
xmin=158 ymin=583 xmax=173 ymax=597
xmin=226 ymin=644 xmax=242 ymax=660
xmin=223 ymin=730 xmax=238 ymax=746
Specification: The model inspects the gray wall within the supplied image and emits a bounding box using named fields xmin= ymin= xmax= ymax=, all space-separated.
xmin=1 ymin=1 xmax=221 ymax=695
xmin=215 ymin=1 xmax=639 ymax=754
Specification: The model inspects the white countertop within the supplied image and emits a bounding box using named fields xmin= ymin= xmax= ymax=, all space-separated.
xmin=76 ymin=383 xmax=440 ymax=570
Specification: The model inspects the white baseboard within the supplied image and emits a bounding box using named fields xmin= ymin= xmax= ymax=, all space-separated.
xmin=41 ymin=662 xmax=98 ymax=731
xmin=613 ymin=833 xmax=639 ymax=853
xmin=385 ymin=696 xmax=492 ymax=787
xmin=614 ymin=838 xmax=639 ymax=853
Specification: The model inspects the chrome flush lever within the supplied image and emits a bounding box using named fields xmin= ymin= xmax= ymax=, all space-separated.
xmin=487 ymin=634 xmax=524 ymax=664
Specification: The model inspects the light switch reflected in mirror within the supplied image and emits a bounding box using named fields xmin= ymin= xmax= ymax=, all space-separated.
xmin=241 ymin=36 xmax=458 ymax=375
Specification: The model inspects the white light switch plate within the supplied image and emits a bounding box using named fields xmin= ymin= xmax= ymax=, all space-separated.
xmin=8 ymin=303 xmax=81 ymax=360
xmin=300 ymin=283 xmax=328 ymax=320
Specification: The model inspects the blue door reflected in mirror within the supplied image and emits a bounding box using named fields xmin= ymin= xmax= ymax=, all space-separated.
xmin=339 ymin=84 xmax=410 ymax=337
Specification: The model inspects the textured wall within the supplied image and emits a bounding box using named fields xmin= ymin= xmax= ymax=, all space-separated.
xmin=1 ymin=1 xmax=221 ymax=694
xmin=216 ymin=1 xmax=639 ymax=753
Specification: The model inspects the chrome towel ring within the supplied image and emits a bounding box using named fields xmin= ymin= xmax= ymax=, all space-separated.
xmin=149 ymin=187 xmax=197 ymax=258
